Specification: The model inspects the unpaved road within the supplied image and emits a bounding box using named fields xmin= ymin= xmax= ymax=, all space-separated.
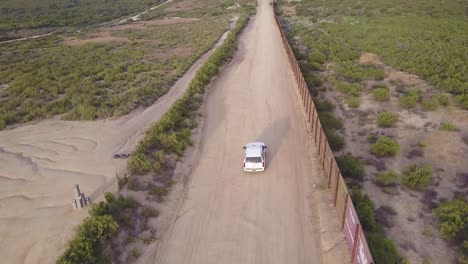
xmin=146 ymin=1 xmax=324 ymax=263
xmin=0 ymin=24 xmax=234 ymax=264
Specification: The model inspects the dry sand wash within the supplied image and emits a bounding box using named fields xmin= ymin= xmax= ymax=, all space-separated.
xmin=139 ymin=1 xmax=325 ymax=263
xmin=0 ymin=26 xmax=233 ymax=264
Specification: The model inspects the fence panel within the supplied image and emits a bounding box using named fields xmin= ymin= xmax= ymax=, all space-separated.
xmin=273 ymin=14 xmax=374 ymax=264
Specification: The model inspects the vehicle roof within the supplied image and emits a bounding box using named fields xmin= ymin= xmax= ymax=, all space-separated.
xmin=244 ymin=142 xmax=265 ymax=157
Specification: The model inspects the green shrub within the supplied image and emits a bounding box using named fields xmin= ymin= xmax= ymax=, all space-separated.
xmin=346 ymin=96 xmax=360 ymax=108
xmin=372 ymin=87 xmax=390 ymax=102
xmin=370 ymin=136 xmax=400 ymax=157
xmin=324 ymin=128 xmax=346 ymax=151
xmin=421 ymin=97 xmax=439 ymax=111
xmin=401 ymin=164 xmax=432 ymax=189
xmin=141 ymin=206 xmax=159 ymax=218
xmin=150 ymin=186 xmax=168 ymax=199
xmin=366 ymin=233 xmax=407 ymax=264
xmin=128 ymin=153 xmax=152 ymax=175
xmin=314 ymin=100 xmax=335 ymax=113
xmin=351 ymin=188 xmax=380 ymax=232
xmin=318 ymin=112 xmax=343 ymax=130
xmin=434 ymin=93 xmax=449 ymax=106
xmin=376 ymin=170 xmax=399 ymax=186
xmin=127 ymin=177 xmax=137 ymax=191
xmin=336 ymin=81 xmax=362 ymax=97
xmin=0 ymin=118 xmax=6 ymax=130
xmin=129 ymin=248 xmax=141 ymax=262
xmin=337 ymin=152 xmax=365 ymax=180
xmin=399 ymin=89 xmax=422 ymax=108
xmin=440 ymin=121 xmax=458 ymax=131
xmin=377 ymin=111 xmax=399 ymax=127
xmin=433 ymin=199 xmax=468 ymax=240
xmin=57 ymin=215 xmax=118 ymax=264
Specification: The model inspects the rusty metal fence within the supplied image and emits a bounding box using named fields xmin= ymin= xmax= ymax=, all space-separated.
xmin=273 ymin=14 xmax=374 ymax=264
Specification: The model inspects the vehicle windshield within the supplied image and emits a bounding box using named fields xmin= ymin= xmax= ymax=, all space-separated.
xmin=246 ymin=157 xmax=262 ymax=163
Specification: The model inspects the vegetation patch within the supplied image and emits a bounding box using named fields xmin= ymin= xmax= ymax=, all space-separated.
xmin=370 ymin=136 xmax=400 ymax=157
xmin=399 ymin=89 xmax=422 ymax=108
xmin=337 ymin=152 xmax=365 ymax=180
xmin=440 ymin=121 xmax=458 ymax=132
xmin=377 ymin=111 xmax=399 ymax=128
xmin=433 ymin=199 xmax=468 ymax=263
xmin=401 ymin=164 xmax=432 ymax=189
xmin=376 ymin=170 xmax=399 ymax=187
xmin=372 ymin=87 xmax=390 ymax=102
xmin=0 ymin=17 xmax=231 ymax=129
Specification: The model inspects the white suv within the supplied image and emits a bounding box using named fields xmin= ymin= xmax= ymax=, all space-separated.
xmin=243 ymin=142 xmax=267 ymax=172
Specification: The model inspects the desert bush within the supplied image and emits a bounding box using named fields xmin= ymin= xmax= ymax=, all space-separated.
xmin=401 ymin=164 xmax=432 ymax=189
xmin=433 ymin=199 xmax=468 ymax=240
xmin=57 ymin=215 xmax=118 ymax=264
xmin=336 ymin=81 xmax=362 ymax=97
xmin=337 ymin=152 xmax=365 ymax=180
xmin=324 ymin=129 xmax=346 ymax=151
xmin=351 ymin=188 xmax=380 ymax=232
xmin=366 ymin=233 xmax=408 ymax=264
xmin=434 ymin=93 xmax=449 ymax=106
xmin=399 ymin=89 xmax=422 ymax=108
xmin=440 ymin=121 xmax=458 ymax=132
xmin=377 ymin=111 xmax=399 ymax=127
xmin=376 ymin=170 xmax=399 ymax=186
xmin=314 ymin=98 xmax=335 ymax=112
xmin=129 ymin=248 xmax=141 ymax=262
xmin=370 ymin=136 xmax=400 ymax=157
xmin=141 ymin=206 xmax=159 ymax=218
xmin=372 ymin=87 xmax=390 ymax=102
xmin=128 ymin=153 xmax=152 ymax=175
xmin=421 ymin=97 xmax=439 ymax=111
xmin=346 ymin=96 xmax=360 ymax=108
xmin=318 ymin=111 xmax=343 ymax=130
xmin=127 ymin=177 xmax=137 ymax=191
xmin=149 ymin=186 xmax=168 ymax=200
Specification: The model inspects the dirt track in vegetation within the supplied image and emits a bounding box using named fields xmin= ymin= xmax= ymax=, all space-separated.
xmin=138 ymin=1 xmax=329 ymax=263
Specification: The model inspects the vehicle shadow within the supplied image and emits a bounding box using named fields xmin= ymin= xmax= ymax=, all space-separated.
xmin=255 ymin=116 xmax=290 ymax=164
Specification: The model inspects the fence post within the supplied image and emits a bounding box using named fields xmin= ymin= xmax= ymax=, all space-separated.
xmin=322 ymin=144 xmax=327 ymax=169
xmin=310 ymin=109 xmax=315 ymax=130
xmin=341 ymin=194 xmax=349 ymax=230
xmin=334 ymin=170 xmax=341 ymax=206
xmin=351 ymin=224 xmax=361 ymax=263
xmin=314 ymin=116 xmax=319 ymax=143
xmin=328 ymin=158 xmax=333 ymax=188
xmin=317 ymin=129 xmax=322 ymax=156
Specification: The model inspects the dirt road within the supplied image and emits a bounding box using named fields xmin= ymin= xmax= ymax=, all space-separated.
xmin=147 ymin=1 xmax=324 ymax=263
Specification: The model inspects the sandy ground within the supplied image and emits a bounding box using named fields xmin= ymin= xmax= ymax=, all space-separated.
xmin=0 ymin=24 xmax=233 ymax=264
xmin=138 ymin=1 xmax=330 ymax=263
